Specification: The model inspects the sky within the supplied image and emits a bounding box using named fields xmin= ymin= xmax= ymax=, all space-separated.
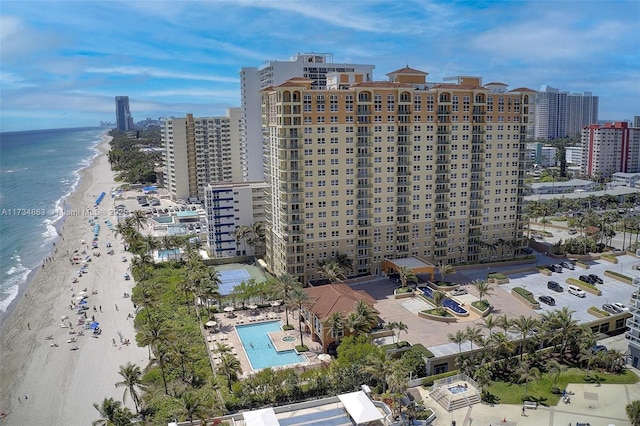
xmin=1 ymin=0 xmax=639 ymax=132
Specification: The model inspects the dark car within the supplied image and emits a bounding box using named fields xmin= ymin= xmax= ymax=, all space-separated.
xmin=579 ymin=275 xmax=594 ymax=284
xmin=539 ymin=295 xmax=556 ymax=306
xmin=591 ymin=344 xmax=607 ymax=354
xmin=589 ymin=274 xmax=603 ymax=284
xmin=547 ymin=264 xmax=563 ymax=273
xmin=547 ymin=281 xmax=563 ymax=292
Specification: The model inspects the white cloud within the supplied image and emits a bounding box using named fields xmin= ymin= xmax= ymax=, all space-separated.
xmin=85 ymin=66 xmax=239 ymax=83
xmin=0 ymin=71 xmax=35 ymax=89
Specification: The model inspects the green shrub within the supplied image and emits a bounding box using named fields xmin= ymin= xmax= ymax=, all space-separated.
xmin=567 ymin=277 xmax=598 ymax=291
xmin=601 ymin=254 xmax=618 ymax=263
xmin=487 ymin=272 xmax=507 ymax=279
xmin=472 ymin=300 xmax=491 ymax=311
xmin=282 ymin=324 xmax=294 ymax=331
xmin=395 ymin=287 xmax=413 ymax=294
xmin=605 ymin=270 xmax=631 ymax=281
xmin=422 ymin=308 xmax=454 ymax=317
xmin=588 ymin=306 xmax=610 ymax=317
xmin=295 ymin=345 xmax=309 ymax=352
xmin=422 ymin=370 xmax=460 ymax=387
xmin=513 ymin=286 xmax=536 ymax=304
xmin=435 ymin=281 xmax=455 ymax=287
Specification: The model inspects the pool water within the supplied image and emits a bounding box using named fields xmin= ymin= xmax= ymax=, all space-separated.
xmin=235 ymin=321 xmax=306 ymax=370
xmin=157 ymin=248 xmax=181 ymax=259
xmin=448 ymin=384 xmax=468 ymax=395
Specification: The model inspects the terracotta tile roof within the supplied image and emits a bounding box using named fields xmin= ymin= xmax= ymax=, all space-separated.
xmin=275 ymin=77 xmax=313 ymax=88
xmin=431 ymin=83 xmax=487 ymax=90
xmin=508 ymin=87 xmax=537 ymax=93
xmin=305 ymin=283 xmax=377 ymax=320
xmin=352 ymin=81 xmax=414 ymax=88
xmin=485 ymin=82 xmax=508 ymax=86
xmin=386 ymin=66 xmax=428 ymax=76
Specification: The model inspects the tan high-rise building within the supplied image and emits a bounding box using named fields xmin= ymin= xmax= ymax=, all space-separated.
xmin=163 ymin=108 xmax=244 ymax=201
xmin=261 ymin=67 xmax=534 ymax=283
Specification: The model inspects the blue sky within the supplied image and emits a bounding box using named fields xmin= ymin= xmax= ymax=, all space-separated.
xmin=1 ymin=0 xmax=639 ymax=132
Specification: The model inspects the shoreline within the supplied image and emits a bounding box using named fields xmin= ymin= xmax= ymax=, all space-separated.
xmin=0 ymin=133 xmax=107 ymax=330
xmin=0 ymin=135 xmax=148 ymax=424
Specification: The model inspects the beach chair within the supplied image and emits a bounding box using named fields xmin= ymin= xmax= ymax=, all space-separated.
xmin=206 ymin=336 xmax=213 ymax=342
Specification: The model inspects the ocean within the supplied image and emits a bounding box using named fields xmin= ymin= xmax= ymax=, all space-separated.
xmin=0 ymin=127 xmax=107 ymax=319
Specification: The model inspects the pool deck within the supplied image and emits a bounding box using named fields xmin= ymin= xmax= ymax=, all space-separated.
xmin=204 ymin=307 xmax=323 ymax=377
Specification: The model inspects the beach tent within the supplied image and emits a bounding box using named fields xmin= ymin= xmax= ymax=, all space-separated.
xmin=242 ymin=407 xmax=279 ymax=426
xmin=338 ymin=391 xmax=384 ymax=424
xmin=89 ymin=322 xmax=100 ymax=329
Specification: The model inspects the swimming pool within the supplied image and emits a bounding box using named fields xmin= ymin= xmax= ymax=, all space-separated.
xmin=448 ymin=384 xmax=469 ymax=395
xmin=235 ymin=321 xmax=306 ymax=370
xmin=157 ymin=248 xmax=181 ymax=259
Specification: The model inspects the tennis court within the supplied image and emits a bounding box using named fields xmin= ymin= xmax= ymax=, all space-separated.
xmin=218 ymin=268 xmax=252 ymax=296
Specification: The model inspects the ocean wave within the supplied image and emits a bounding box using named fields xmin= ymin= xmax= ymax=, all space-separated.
xmin=2 ymin=167 xmax=28 ymax=174
xmin=0 ymin=284 xmax=20 ymax=313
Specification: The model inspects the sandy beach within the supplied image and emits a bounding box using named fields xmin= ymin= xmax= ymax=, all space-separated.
xmin=0 ymin=136 xmax=147 ymax=424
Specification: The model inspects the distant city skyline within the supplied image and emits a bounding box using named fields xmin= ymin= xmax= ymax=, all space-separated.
xmin=1 ymin=1 xmax=639 ymax=132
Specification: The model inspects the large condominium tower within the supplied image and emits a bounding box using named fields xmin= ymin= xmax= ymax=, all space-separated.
xmin=115 ymin=96 xmax=134 ymax=131
xmin=534 ymin=86 xmax=598 ymax=140
xmin=262 ymin=67 xmax=534 ymax=283
xmin=162 ymin=108 xmax=243 ymax=202
xmin=581 ymin=121 xmax=640 ymax=179
xmin=240 ymin=53 xmax=375 ymax=181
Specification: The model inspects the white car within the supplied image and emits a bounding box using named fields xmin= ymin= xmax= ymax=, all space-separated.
xmin=613 ymin=302 xmax=629 ymax=312
xmin=450 ymin=288 xmax=468 ymax=296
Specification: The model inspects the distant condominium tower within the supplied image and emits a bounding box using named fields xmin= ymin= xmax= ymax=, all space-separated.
xmin=115 ymin=96 xmax=134 ymax=131
xmin=534 ymin=86 xmax=598 ymax=140
xmin=261 ymin=67 xmax=534 ymax=283
xmin=581 ymin=121 xmax=640 ymax=180
xmin=240 ymin=53 xmax=375 ymax=181
xmin=162 ymin=108 xmax=244 ymax=202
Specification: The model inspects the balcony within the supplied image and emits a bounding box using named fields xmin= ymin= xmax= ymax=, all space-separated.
xmin=436 ymin=157 xmax=450 ymax=165
xmin=437 ymin=129 xmax=451 ymax=135
xmin=357 ymin=131 xmax=373 ymax=137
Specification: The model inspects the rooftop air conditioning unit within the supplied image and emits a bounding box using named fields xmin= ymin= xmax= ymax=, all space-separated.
xmin=633 ymin=276 xmax=640 ymax=286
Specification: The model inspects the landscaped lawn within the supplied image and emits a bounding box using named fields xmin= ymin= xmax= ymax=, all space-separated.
xmin=487 ymin=368 xmax=638 ymax=406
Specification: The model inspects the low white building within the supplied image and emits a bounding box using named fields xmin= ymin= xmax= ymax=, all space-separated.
xmin=611 ymin=172 xmax=640 ymax=189
xmin=530 ymin=178 xmax=597 ymax=195
xmin=565 ymin=146 xmax=583 ymax=166
xmin=540 ymin=145 xmax=558 ymax=167
xmin=203 ymin=182 xmax=267 ymax=258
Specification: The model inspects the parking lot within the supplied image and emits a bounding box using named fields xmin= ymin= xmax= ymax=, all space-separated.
xmin=500 ymin=255 xmax=637 ymax=324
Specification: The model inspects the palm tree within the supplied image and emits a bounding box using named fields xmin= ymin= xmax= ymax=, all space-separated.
xmin=517 ymin=361 xmax=540 ymax=398
xmin=138 ymin=316 xmax=169 ymax=360
xmin=286 ymin=286 xmax=313 ymax=347
xmin=385 ymin=321 xmax=408 ymax=345
xmin=472 ymin=279 xmax=494 ymax=303
xmin=273 ymin=273 xmax=301 ymax=327
xmin=398 ymin=266 xmax=418 ymax=288
xmin=360 ymin=353 xmax=402 ymax=394
xmin=217 ymin=353 xmax=242 ymax=390
xmin=482 ymin=314 xmax=498 ymax=341
xmin=320 ymin=260 xmax=346 ymax=283
xmin=432 ymin=290 xmax=446 ymax=315
xmin=546 ymin=359 xmax=566 ymax=390
xmin=512 ymin=315 xmax=537 ymax=360
xmin=323 ymin=312 xmax=345 ymax=346
xmin=179 ymin=392 xmax=208 ymax=425
xmin=579 ymin=347 xmax=597 ymax=378
xmin=496 ymin=313 xmax=512 ymax=335
xmin=489 ymin=332 xmax=516 ymax=360
xmin=448 ymin=329 xmax=467 ymax=356
xmin=115 ymin=362 xmax=143 ymax=413
xmin=626 ymin=400 xmax=640 ymax=426
xmin=465 ymin=325 xmax=484 ymax=357
xmin=352 ymin=300 xmax=377 ymax=328
xmin=232 ymin=224 xmax=251 ymax=256
xmin=92 ymin=397 xmax=133 ymax=426
xmin=438 ymin=264 xmax=455 ymax=282
xmin=130 ymin=209 xmax=148 ymax=232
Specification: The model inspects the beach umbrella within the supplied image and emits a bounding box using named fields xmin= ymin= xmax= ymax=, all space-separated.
xmin=89 ymin=322 xmax=99 ymax=329
xmin=77 ymin=291 xmax=87 ymax=296
xmin=223 ymin=306 xmax=234 ymax=313
xmin=248 ymin=304 xmax=258 ymax=310
xmin=76 ymin=296 xmax=86 ymax=301
xmin=269 ymin=301 xmax=281 ymax=307
xmin=205 ymin=320 xmax=217 ymax=327
xmin=318 ymin=354 xmax=332 ymax=362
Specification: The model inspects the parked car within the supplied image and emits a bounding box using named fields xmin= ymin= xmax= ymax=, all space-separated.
xmin=568 ymin=285 xmax=586 ymax=298
xmin=602 ymin=304 xmax=622 ymax=315
xmin=520 ymin=247 xmax=533 ymax=254
xmin=579 ymin=275 xmax=594 ymax=284
xmin=547 ymin=281 xmax=563 ymax=292
xmin=591 ymin=344 xmax=607 ymax=354
xmin=124 ymin=273 xmax=130 ymax=281
xmin=560 ymin=261 xmax=575 ymax=270
xmin=539 ymin=295 xmax=556 ymax=306
xmin=588 ymin=274 xmax=604 ymax=284
xmin=613 ymin=302 xmax=629 ymax=312
xmin=549 ymin=264 xmax=563 ymax=273
xmin=450 ymin=288 xmax=468 ymax=296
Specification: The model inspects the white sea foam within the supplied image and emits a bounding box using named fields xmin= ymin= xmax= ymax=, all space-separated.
xmin=1 ymin=254 xmax=29 ymax=313
xmin=0 ymin=284 xmax=20 ymax=313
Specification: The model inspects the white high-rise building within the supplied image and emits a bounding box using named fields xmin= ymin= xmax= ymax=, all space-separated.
xmin=162 ymin=108 xmax=244 ymax=202
xmin=565 ymin=146 xmax=583 ymax=166
xmin=204 ymin=182 xmax=268 ymax=258
xmin=240 ymin=53 xmax=375 ymax=181
xmin=534 ymin=86 xmax=598 ymax=140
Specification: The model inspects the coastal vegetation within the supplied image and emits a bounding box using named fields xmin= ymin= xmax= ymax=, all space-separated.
xmin=107 ymin=129 xmax=163 ymax=183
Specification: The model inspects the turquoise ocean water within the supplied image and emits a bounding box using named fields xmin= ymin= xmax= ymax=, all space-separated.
xmin=0 ymin=127 xmax=106 ymax=319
